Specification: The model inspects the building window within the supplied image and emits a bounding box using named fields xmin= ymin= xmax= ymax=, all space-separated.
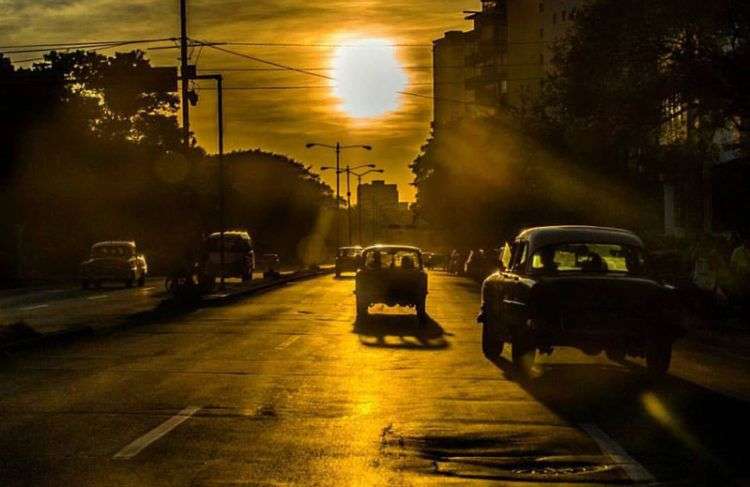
xmin=501 ymin=80 xmax=508 ymax=94
xmin=562 ymin=10 xmax=567 ymax=21
xmin=540 ymin=28 xmax=544 ymax=38
xmin=571 ymin=7 xmax=577 ymax=19
xmin=539 ymin=2 xmax=544 ymax=13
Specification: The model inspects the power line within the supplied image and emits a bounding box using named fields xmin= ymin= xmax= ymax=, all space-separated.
xmin=0 ymin=37 xmax=176 ymax=51
xmin=205 ymin=41 xmax=432 ymax=48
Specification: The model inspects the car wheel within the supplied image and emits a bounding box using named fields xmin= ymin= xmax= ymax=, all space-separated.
xmin=356 ymin=298 xmax=368 ymax=320
xmin=646 ymin=341 xmax=672 ymax=376
xmin=138 ymin=275 xmax=146 ymax=287
xmin=125 ymin=278 xmax=134 ymax=288
xmin=335 ymin=268 xmax=341 ymax=278
xmin=512 ymin=334 xmax=536 ymax=377
xmin=416 ymin=298 xmax=427 ymax=322
xmin=481 ymin=320 xmax=504 ymax=360
xmin=242 ymin=272 xmax=251 ymax=282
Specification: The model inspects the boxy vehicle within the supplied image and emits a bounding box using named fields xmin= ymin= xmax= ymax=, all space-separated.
xmin=80 ymin=241 xmax=148 ymax=289
xmin=203 ymin=231 xmax=255 ymax=281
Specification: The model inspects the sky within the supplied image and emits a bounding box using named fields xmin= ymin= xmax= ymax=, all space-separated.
xmin=0 ymin=0 xmax=479 ymax=202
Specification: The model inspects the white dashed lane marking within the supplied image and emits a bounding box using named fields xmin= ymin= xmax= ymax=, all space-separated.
xmin=275 ymin=335 xmax=301 ymax=350
xmin=113 ymin=406 xmax=201 ymax=460
xmin=86 ymin=294 xmax=110 ymax=301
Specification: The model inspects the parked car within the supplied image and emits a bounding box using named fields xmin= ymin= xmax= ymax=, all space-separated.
xmin=259 ymin=253 xmax=281 ymax=279
xmin=355 ymin=245 xmax=428 ymax=321
xmin=335 ymin=246 xmax=363 ymax=277
xmin=80 ymin=241 xmax=148 ymax=289
xmin=448 ymin=249 xmax=467 ymax=275
xmin=477 ymin=226 xmax=684 ymax=376
xmin=203 ymin=230 xmax=255 ymax=281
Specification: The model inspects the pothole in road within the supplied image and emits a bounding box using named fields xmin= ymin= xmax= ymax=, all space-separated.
xmin=378 ymin=425 xmax=628 ymax=482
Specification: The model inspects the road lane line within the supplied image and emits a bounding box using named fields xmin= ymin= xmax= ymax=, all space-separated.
xmin=87 ymin=294 xmax=110 ymax=301
xmin=19 ymin=304 xmax=50 ymax=311
xmin=275 ymin=335 xmax=301 ymax=350
xmin=580 ymin=423 xmax=655 ymax=482
xmin=113 ymin=406 xmax=201 ymax=460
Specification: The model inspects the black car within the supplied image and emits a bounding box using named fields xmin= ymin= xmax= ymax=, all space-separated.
xmin=355 ymin=245 xmax=428 ymax=321
xmin=335 ymin=246 xmax=363 ymax=277
xmin=477 ymin=226 xmax=684 ymax=376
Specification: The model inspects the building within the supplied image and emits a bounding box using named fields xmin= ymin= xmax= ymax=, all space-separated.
xmin=357 ymin=180 xmax=413 ymax=244
xmin=433 ymin=0 xmax=584 ymax=123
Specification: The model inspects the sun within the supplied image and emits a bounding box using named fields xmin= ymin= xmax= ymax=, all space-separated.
xmin=331 ymin=38 xmax=408 ymax=119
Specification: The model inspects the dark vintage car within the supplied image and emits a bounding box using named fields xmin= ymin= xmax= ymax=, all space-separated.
xmin=203 ymin=230 xmax=255 ymax=281
xmin=477 ymin=226 xmax=684 ymax=376
xmin=80 ymin=241 xmax=148 ymax=289
xmin=355 ymin=245 xmax=428 ymax=320
xmin=335 ymin=246 xmax=363 ymax=277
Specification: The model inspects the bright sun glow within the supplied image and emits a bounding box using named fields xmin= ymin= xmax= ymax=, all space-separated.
xmin=331 ymin=38 xmax=408 ymax=118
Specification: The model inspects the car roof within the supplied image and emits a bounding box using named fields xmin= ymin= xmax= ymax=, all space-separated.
xmin=339 ymin=246 xmax=363 ymax=250
xmin=516 ymin=226 xmax=643 ymax=250
xmin=208 ymin=231 xmax=250 ymax=239
xmin=362 ymin=244 xmax=422 ymax=253
xmin=93 ymin=241 xmax=135 ymax=248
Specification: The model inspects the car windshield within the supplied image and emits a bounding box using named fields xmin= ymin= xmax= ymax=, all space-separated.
xmin=363 ymin=249 xmax=421 ymax=270
xmin=529 ymin=243 xmax=645 ymax=275
xmin=206 ymin=236 xmax=251 ymax=252
xmin=92 ymin=245 xmax=133 ymax=258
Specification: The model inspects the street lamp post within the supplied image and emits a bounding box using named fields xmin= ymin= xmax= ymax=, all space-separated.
xmin=321 ymin=163 xmax=376 ymax=246
xmin=306 ymin=142 xmax=371 ymax=249
xmin=352 ymin=169 xmax=384 ymax=246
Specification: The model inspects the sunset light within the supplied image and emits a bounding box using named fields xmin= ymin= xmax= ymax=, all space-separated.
xmin=331 ymin=38 xmax=408 ymax=118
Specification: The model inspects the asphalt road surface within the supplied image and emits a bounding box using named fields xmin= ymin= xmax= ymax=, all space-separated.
xmin=1 ymin=272 xmax=748 ymax=486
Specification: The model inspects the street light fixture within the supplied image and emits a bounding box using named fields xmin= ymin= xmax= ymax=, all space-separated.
xmin=306 ymin=142 xmax=372 ymax=249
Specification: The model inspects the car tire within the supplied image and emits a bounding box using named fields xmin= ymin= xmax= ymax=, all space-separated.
xmin=137 ymin=275 xmax=146 ymax=287
xmin=242 ymin=271 xmax=251 ymax=282
xmin=646 ymin=341 xmax=672 ymax=376
xmin=512 ymin=334 xmax=536 ymax=377
xmin=125 ymin=278 xmax=134 ymax=288
xmin=416 ymin=298 xmax=427 ymax=322
xmin=356 ymin=298 xmax=368 ymax=320
xmin=335 ymin=268 xmax=341 ymax=278
xmin=481 ymin=320 xmax=504 ymax=359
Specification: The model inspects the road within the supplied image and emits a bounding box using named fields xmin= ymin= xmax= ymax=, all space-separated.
xmin=0 ymin=272 xmax=748 ymax=486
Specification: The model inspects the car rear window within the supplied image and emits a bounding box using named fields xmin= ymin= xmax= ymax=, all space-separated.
xmin=92 ymin=246 xmax=133 ymax=258
xmin=530 ymin=243 xmax=644 ymax=274
xmin=363 ymin=249 xmax=421 ymax=270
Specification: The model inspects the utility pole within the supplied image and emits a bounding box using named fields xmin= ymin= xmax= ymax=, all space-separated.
xmin=345 ymin=164 xmax=352 ymax=246
xmin=306 ymin=142 xmax=372 ymax=250
xmin=179 ymin=0 xmax=191 ymax=153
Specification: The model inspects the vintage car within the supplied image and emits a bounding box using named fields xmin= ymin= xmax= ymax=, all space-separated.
xmin=335 ymin=246 xmax=363 ymax=277
xmin=80 ymin=241 xmax=148 ymax=288
xmin=477 ymin=226 xmax=684 ymax=376
xmin=203 ymin=230 xmax=255 ymax=281
xmin=355 ymin=245 xmax=428 ymax=320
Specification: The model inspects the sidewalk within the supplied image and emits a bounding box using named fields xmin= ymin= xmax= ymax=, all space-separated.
xmin=0 ymin=266 xmax=333 ymax=352
xmin=683 ymin=314 xmax=750 ymax=360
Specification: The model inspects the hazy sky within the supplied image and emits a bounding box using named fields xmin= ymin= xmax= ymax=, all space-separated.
xmin=0 ymin=0 xmax=479 ymax=201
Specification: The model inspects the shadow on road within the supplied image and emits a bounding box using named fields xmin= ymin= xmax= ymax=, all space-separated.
xmin=353 ymin=313 xmax=451 ymax=350
xmin=333 ymin=275 xmax=356 ymax=281
xmin=488 ymin=354 xmax=749 ymax=485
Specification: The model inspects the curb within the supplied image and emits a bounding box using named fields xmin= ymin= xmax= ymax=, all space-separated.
xmin=1 ymin=268 xmax=333 ymax=354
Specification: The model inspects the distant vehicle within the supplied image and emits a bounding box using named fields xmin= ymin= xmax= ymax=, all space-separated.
xmin=259 ymin=253 xmax=281 ymax=279
xmin=80 ymin=241 xmax=147 ymax=289
xmin=355 ymin=245 xmax=428 ymax=321
xmin=448 ymin=249 xmax=467 ymax=275
xmin=477 ymin=226 xmax=684 ymax=376
xmin=423 ymin=252 xmax=435 ymax=269
xmin=335 ymin=246 xmax=363 ymax=277
xmin=203 ymin=230 xmax=255 ymax=281
xmin=464 ymin=249 xmax=486 ymax=280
